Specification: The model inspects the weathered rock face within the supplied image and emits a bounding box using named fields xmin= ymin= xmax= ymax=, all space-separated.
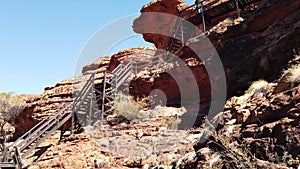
xmin=13 ymin=107 xmax=38 ymax=140
xmin=214 ymin=0 xmax=300 ymax=96
xmin=134 ymin=0 xmax=300 ymax=99
xmin=82 ymin=47 xmax=156 ymax=74
xmin=12 ymin=47 xmax=156 ymax=140
xmin=107 ymin=47 xmax=156 ymax=72
xmin=188 ymin=81 xmax=300 ymax=168
xmin=133 ymin=0 xmax=262 ymax=51
xmin=81 ymin=55 xmax=111 ymax=75
xmin=11 ymin=78 xmax=78 ymax=140
xmin=29 ymin=78 xmax=76 ymax=120
xmin=130 ymin=63 xmax=211 ymax=106
xmin=0 ymin=119 xmax=15 ymax=142
xmin=133 ymin=0 xmax=187 ymax=50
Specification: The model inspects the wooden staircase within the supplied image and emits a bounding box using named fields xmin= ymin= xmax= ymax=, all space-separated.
xmin=0 ymin=74 xmax=100 ymax=168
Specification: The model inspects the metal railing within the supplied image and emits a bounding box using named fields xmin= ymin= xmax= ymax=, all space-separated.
xmin=166 ymin=0 xmax=262 ymax=56
xmin=1 ymin=74 xmax=97 ymax=168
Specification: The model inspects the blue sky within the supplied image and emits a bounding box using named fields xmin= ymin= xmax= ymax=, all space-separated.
xmin=0 ymin=0 xmax=194 ymax=94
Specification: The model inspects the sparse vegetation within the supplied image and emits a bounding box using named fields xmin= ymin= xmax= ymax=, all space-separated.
xmin=283 ymin=62 xmax=300 ymax=83
xmin=223 ymin=17 xmax=234 ymax=25
xmin=163 ymin=117 xmax=179 ymax=130
xmin=197 ymin=115 xmax=299 ymax=169
xmin=245 ymin=79 xmax=269 ymax=94
xmin=114 ymin=93 xmax=149 ymax=122
xmin=245 ymin=79 xmax=270 ymax=99
xmin=199 ymin=125 xmax=257 ymax=169
xmin=0 ymin=92 xmax=25 ymax=121
xmin=0 ymin=92 xmax=25 ymax=144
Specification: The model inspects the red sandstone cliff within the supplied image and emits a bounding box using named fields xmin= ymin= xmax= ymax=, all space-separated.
xmin=133 ymin=0 xmax=300 ymax=97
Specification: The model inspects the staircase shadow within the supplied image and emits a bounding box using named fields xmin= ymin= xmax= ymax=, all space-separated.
xmin=33 ymin=144 xmax=53 ymax=162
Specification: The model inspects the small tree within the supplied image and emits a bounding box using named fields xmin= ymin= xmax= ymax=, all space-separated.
xmin=0 ymin=92 xmax=25 ymax=120
xmin=0 ymin=92 xmax=25 ymax=144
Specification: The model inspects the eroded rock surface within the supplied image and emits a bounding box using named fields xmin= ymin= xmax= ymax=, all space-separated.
xmin=134 ymin=0 xmax=300 ymax=98
xmin=188 ymin=82 xmax=300 ymax=168
xmin=12 ymin=47 xmax=156 ymax=140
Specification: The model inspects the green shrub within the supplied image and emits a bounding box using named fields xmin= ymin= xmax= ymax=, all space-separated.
xmin=114 ymin=93 xmax=149 ymax=121
xmin=162 ymin=118 xmax=179 ymax=130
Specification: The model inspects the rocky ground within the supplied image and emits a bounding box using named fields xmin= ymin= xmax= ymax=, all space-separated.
xmin=24 ymin=106 xmax=199 ymax=168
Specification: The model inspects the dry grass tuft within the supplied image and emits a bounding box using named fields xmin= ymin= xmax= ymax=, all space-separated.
xmin=114 ymin=93 xmax=149 ymax=122
xmin=283 ymin=63 xmax=300 ymax=83
xmin=245 ymin=79 xmax=269 ymax=95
